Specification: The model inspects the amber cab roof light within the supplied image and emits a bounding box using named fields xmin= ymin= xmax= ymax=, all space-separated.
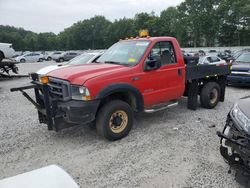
xmin=139 ymin=29 xmax=149 ymax=38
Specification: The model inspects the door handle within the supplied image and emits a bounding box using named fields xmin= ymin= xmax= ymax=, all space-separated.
xmin=132 ymin=77 xmax=140 ymax=81
xmin=178 ymin=69 xmax=182 ymax=76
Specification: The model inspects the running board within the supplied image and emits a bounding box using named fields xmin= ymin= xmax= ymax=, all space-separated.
xmin=144 ymin=102 xmax=178 ymax=113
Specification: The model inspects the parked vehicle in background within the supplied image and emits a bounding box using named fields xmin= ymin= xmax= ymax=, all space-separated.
xmin=37 ymin=51 xmax=104 ymax=76
xmin=198 ymin=55 xmax=226 ymax=65
xmin=217 ymin=97 xmax=250 ymax=174
xmin=0 ymin=43 xmax=15 ymax=62
xmin=187 ymin=52 xmax=199 ymax=56
xmin=45 ymin=51 xmax=63 ymax=61
xmin=198 ymin=50 xmax=206 ymax=56
xmin=11 ymin=36 xmax=230 ymax=141
xmin=224 ymin=50 xmax=231 ymax=54
xmin=53 ymin=51 xmax=81 ymax=62
xmin=232 ymin=49 xmax=250 ymax=60
xmin=15 ymin=52 xmax=44 ymax=63
xmin=13 ymin=51 xmax=23 ymax=58
xmin=217 ymin=52 xmax=232 ymax=62
xmin=227 ymin=52 xmax=250 ymax=86
xmin=207 ymin=49 xmax=218 ymax=56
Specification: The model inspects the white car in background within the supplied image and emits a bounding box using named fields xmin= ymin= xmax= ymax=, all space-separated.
xmin=15 ymin=52 xmax=44 ymax=63
xmin=37 ymin=51 xmax=104 ymax=75
xmin=45 ymin=51 xmax=63 ymax=61
xmin=198 ymin=55 xmax=226 ymax=65
xmin=0 ymin=43 xmax=15 ymax=61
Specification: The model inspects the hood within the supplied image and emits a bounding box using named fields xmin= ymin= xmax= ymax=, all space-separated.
xmin=238 ymin=97 xmax=250 ymax=119
xmin=36 ymin=64 xmax=68 ymax=75
xmin=232 ymin=62 xmax=250 ymax=71
xmin=47 ymin=63 xmax=130 ymax=85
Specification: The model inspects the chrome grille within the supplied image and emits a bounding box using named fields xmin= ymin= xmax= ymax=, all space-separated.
xmin=48 ymin=78 xmax=70 ymax=101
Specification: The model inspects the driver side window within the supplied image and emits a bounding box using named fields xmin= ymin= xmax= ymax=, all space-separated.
xmin=148 ymin=41 xmax=177 ymax=66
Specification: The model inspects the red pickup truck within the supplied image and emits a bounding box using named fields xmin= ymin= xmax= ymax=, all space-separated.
xmin=11 ymin=37 xmax=230 ymax=140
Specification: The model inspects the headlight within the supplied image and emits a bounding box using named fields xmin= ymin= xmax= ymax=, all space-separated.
xmin=71 ymin=85 xmax=91 ymax=101
xmin=231 ymin=104 xmax=250 ymax=133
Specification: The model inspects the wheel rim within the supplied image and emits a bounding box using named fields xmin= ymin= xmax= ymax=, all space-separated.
xmin=210 ymin=88 xmax=218 ymax=104
xmin=109 ymin=110 xmax=128 ymax=134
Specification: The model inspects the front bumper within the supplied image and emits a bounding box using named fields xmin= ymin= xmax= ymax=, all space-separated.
xmin=10 ymin=82 xmax=100 ymax=131
xmin=227 ymin=75 xmax=250 ymax=86
xmin=217 ymin=114 xmax=250 ymax=167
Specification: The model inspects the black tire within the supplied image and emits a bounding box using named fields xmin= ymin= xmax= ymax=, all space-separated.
xmin=96 ymin=100 xmax=133 ymax=141
xmin=200 ymin=82 xmax=221 ymax=109
xmin=38 ymin=58 xmax=43 ymax=62
xmin=59 ymin=58 xmax=64 ymax=62
xmin=20 ymin=58 xmax=26 ymax=63
xmin=0 ymin=51 xmax=4 ymax=62
xmin=47 ymin=57 xmax=52 ymax=61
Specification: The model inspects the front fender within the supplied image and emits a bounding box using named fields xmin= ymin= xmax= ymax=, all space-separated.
xmin=95 ymin=83 xmax=144 ymax=112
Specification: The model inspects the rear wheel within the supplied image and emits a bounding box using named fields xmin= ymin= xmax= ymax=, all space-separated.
xmin=200 ymin=82 xmax=221 ymax=109
xmin=59 ymin=58 xmax=64 ymax=62
xmin=96 ymin=100 xmax=133 ymax=141
xmin=20 ymin=58 xmax=26 ymax=63
xmin=38 ymin=58 xmax=43 ymax=62
xmin=47 ymin=57 xmax=52 ymax=61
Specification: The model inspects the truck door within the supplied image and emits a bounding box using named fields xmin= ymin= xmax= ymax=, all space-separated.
xmin=139 ymin=41 xmax=185 ymax=107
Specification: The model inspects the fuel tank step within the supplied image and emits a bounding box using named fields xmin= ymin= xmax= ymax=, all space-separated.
xmin=144 ymin=100 xmax=178 ymax=113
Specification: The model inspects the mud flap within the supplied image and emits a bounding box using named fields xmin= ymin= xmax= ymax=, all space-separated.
xmin=187 ymin=80 xmax=198 ymax=110
xmin=218 ymin=75 xmax=227 ymax=102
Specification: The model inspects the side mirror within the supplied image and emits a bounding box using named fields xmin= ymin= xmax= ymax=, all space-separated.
xmin=144 ymin=59 xmax=161 ymax=71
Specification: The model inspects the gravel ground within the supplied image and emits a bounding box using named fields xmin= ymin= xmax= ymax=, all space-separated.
xmin=0 ymin=62 xmax=250 ymax=187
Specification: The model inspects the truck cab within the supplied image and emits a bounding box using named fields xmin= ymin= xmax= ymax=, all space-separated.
xmin=11 ymin=36 xmax=230 ymax=141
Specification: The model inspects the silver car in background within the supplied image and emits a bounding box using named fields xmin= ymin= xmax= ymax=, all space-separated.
xmin=15 ymin=52 xmax=44 ymax=63
xmin=53 ymin=51 xmax=82 ymax=62
xmin=45 ymin=51 xmax=63 ymax=61
xmin=198 ymin=55 xmax=226 ymax=65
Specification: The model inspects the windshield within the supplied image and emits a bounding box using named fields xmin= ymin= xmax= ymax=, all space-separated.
xmin=236 ymin=53 xmax=250 ymax=63
xmin=67 ymin=53 xmax=95 ymax=65
xmin=97 ymin=40 xmax=150 ymax=66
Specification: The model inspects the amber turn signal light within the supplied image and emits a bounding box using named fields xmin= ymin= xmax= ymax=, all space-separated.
xmin=39 ymin=76 xmax=49 ymax=84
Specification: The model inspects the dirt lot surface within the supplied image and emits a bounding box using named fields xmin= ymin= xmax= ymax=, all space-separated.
xmin=0 ymin=62 xmax=250 ymax=187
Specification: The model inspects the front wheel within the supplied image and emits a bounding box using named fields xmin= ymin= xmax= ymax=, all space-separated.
xmin=200 ymin=82 xmax=221 ymax=109
xmin=96 ymin=100 xmax=133 ymax=141
xmin=59 ymin=58 xmax=64 ymax=62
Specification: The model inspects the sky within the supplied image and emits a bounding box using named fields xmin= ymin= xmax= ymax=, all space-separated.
xmin=0 ymin=0 xmax=183 ymax=34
